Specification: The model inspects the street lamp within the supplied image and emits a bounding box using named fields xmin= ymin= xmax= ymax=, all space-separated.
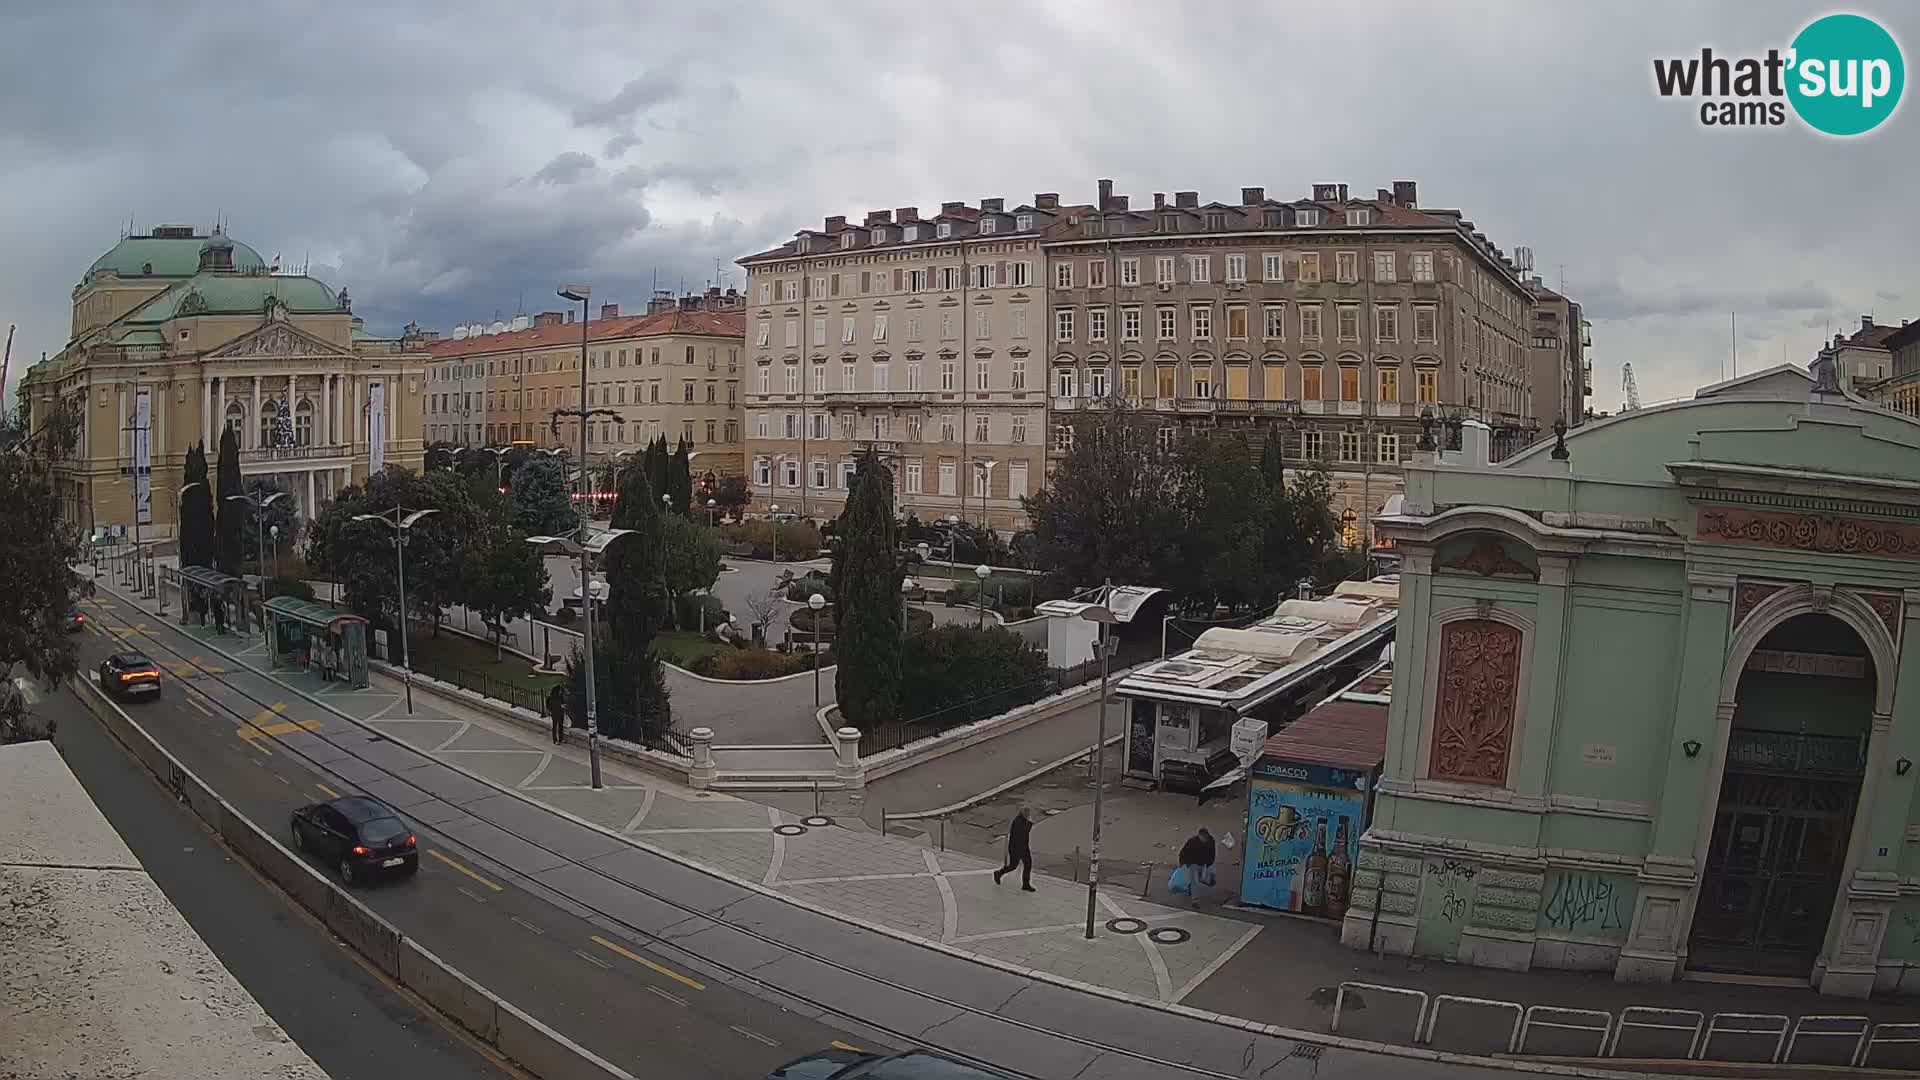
xmin=269 ymin=524 xmax=281 ymax=580
xmin=808 ymin=592 xmax=826 ymax=708
xmin=1078 ymin=587 xmax=1120 ymax=940
xmin=901 ymin=575 xmax=915 ymax=630
xmin=769 ymin=503 xmax=781 ymax=563
xmin=662 ymin=491 xmax=672 ymax=515
xmin=974 ymin=563 xmax=991 ymax=628
xmin=525 ymin=525 xmax=634 ymax=790
xmin=225 ymin=490 xmax=287 ymax=582
xmin=352 ymin=507 xmax=439 ymax=715
xmin=706 ymin=497 xmax=717 ymax=528
xmin=945 ymin=515 xmax=960 ymax=566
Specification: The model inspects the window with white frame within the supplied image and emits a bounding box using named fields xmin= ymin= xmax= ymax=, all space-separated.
xmin=976 ymin=359 xmax=990 ymax=390
xmin=906 ymin=459 xmax=923 ymax=492
xmin=812 ymin=461 xmax=829 ymax=489
xmin=812 ymin=317 xmax=826 ymax=346
xmin=902 ymin=225 xmax=918 ymax=242
xmin=874 ymin=362 xmax=889 ymax=391
xmin=1337 ymin=305 xmax=1360 ymax=342
xmin=1336 ymin=251 xmax=1358 ymax=283
xmin=756 ymin=323 xmax=771 ymax=347
xmin=1346 ymin=208 xmax=1372 ymax=226
xmin=1010 ymin=261 xmax=1031 ymax=287
xmin=759 ymin=283 xmax=772 ymax=304
xmin=1088 ymin=260 xmax=1106 ymax=287
xmin=1378 ymin=366 xmax=1399 ymax=401
xmin=1414 ymin=305 xmax=1437 ymax=342
xmin=940 ymin=312 xmax=954 ymax=340
xmin=1055 ymin=261 xmax=1074 ymax=289
xmin=907 ymin=360 xmax=923 ymax=390
xmin=784 ymin=363 xmax=800 ymax=393
xmin=1190 ymin=305 xmax=1212 ymax=340
xmin=941 ymin=266 xmax=959 ymax=290
xmin=1016 ymin=213 xmax=1034 ymax=231
xmin=907 ymin=414 xmax=922 ymax=441
xmin=1226 ymin=254 xmax=1247 ymax=283
xmin=813 ymin=276 xmax=828 ymax=295
xmin=980 ymin=218 xmax=998 ymax=234
xmin=1088 ymin=364 xmax=1110 ymax=398
xmin=1410 ymin=252 xmax=1435 ymax=282
xmin=1263 ymin=304 xmax=1286 ymax=340
xmin=840 ymin=362 xmax=855 ymax=389
xmin=1191 ymin=366 xmax=1213 ymax=398
xmin=842 ymin=232 xmax=856 ymax=249
xmin=871 ymin=228 xmax=887 ymax=245
xmin=840 ymin=460 xmax=856 ymax=489
xmin=784 ymin=319 xmax=799 ymax=347
xmin=1011 ymin=358 xmax=1026 ymax=389
xmin=754 ymin=413 xmax=769 ymax=438
xmin=972 ymin=460 xmax=990 ymax=498
xmin=1054 ymin=367 xmax=1076 ymax=398
xmin=940 ymin=360 xmax=955 ymax=390
xmin=810 ymin=364 xmax=826 ymax=393
xmin=756 ymin=457 xmax=771 ymax=485
xmin=1300 ymin=304 xmax=1322 ymax=340
xmin=756 ymin=366 xmax=771 ymax=394
xmin=1302 ymin=430 xmax=1324 ymax=459
xmin=909 ymin=268 xmax=928 ymax=292
xmin=784 ymin=281 xmax=800 ymax=301
xmin=874 ymin=414 xmax=889 ymax=439
xmin=1011 ymin=307 xmax=1027 ymax=339
xmin=1226 ymin=305 xmax=1249 ymax=340
xmin=1188 ymin=255 xmax=1210 ymax=283
xmin=974 ymin=413 xmax=989 ymax=443
xmin=976 ymin=311 xmax=991 ymax=339
xmin=1375 ymin=305 xmax=1400 ymax=343
xmin=840 ymin=316 xmax=856 ymax=344
xmin=1121 ymin=307 xmax=1142 ymax=341
xmin=1089 ymin=308 xmax=1108 ymax=342
xmin=938 ymin=461 xmax=956 ymax=494
xmin=1373 ymin=251 xmax=1396 ymax=283
xmin=1262 ymin=253 xmax=1284 ymax=282
xmin=1119 ymin=257 xmax=1139 ymax=286
xmin=873 ymin=314 xmax=888 ymax=342
xmin=972 ymin=263 xmax=995 ymax=289
xmin=1052 ymin=423 xmax=1074 ymax=452
xmin=1011 ymin=413 xmax=1027 ymax=443
xmin=937 ymin=222 xmax=952 ymax=239
xmin=1055 ymin=308 xmax=1075 ymax=343
xmin=940 ymin=414 xmax=956 ymax=442
xmin=907 ymin=316 xmax=923 ymax=341
xmin=1297 ymin=208 xmax=1322 ymax=227
xmin=1379 ymin=432 xmax=1399 ymax=463
xmin=1339 ymin=430 xmax=1362 ymax=462
xmin=1157 ymin=425 xmax=1177 ymax=450
xmin=782 ymin=458 xmax=800 ymax=486
xmin=1156 ymin=256 xmax=1175 ymax=283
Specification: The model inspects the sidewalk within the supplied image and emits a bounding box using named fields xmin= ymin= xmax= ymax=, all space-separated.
xmin=95 ymin=575 xmax=1265 ymax=1012
xmin=859 ymin=695 xmax=1120 ymax=825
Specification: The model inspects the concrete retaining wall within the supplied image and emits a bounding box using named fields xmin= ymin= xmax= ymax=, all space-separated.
xmin=70 ymin=675 xmax=638 ymax=1080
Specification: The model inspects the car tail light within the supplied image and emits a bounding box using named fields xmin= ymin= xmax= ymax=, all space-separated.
xmin=351 ymin=845 xmax=370 ymax=856
xmin=121 ymin=669 xmax=159 ymax=680
xmin=405 ymin=835 xmax=416 ymax=848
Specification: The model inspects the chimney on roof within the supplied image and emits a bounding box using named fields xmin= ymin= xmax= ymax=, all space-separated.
xmin=980 ymin=197 xmax=1004 ymax=214
xmin=1153 ymin=193 xmax=1166 ymax=211
xmin=648 ymin=289 xmax=674 ymax=314
xmin=824 ymin=214 xmax=846 ymax=231
xmin=1112 ymin=195 xmax=1129 ymax=211
xmin=941 ymin=201 xmax=965 ymax=214
xmin=1097 ymin=179 xmax=1113 ymax=210
xmin=1035 ymin=193 xmax=1059 ymax=210
xmin=600 ymin=303 xmax=619 ymax=320
xmin=1377 ymin=188 xmax=1392 ymax=203
xmin=1312 ymin=182 xmax=1339 ymax=201
xmin=897 ymin=206 xmax=919 ymax=223
xmin=1241 ymin=186 xmax=1264 ymax=205
xmin=1393 ymin=180 xmax=1417 ymax=207
xmin=1337 ymin=183 xmax=1349 ymax=201
xmin=534 ymin=311 xmax=564 ymax=328
xmin=566 ymin=310 xmax=575 ymax=324
xmin=1862 ymin=314 xmax=1875 ymax=331
xmin=1174 ymin=191 xmax=1198 ymax=209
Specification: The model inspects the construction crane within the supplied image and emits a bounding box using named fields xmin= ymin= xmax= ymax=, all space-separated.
xmin=1621 ymin=362 xmax=1642 ymax=411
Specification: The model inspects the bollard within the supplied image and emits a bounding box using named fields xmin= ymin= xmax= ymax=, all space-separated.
xmin=939 ymin=816 xmax=946 ymax=852
xmin=881 ymin=808 xmax=888 ymax=837
xmin=1140 ymin=862 xmax=1155 ymax=899
xmin=1071 ymin=846 xmax=1082 ymax=884
xmin=813 ymin=779 xmax=820 ymax=816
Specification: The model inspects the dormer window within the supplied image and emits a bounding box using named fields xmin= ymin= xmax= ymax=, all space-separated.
xmin=1297 ymin=209 xmax=1322 ymax=227
xmin=903 ymin=224 xmax=919 ymax=241
xmin=1160 ymin=215 xmax=1178 ymax=233
xmin=1015 ymin=213 xmax=1034 ymax=231
xmin=979 ymin=218 xmax=997 ymax=235
xmin=1205 ymin=212 xmax=1226 ymax=230
xmin=1264 ymin=210 xmax=1285 ymax=228
xmin=937 ymin=222 xmax=952 ymax=239
xmin=1346 ymin=208 xmax=1373 ymax=226
xmin=841 ymin=232 xmax=856 ymax=249
xmin=872 ymin=227 xmax=888 ymax=244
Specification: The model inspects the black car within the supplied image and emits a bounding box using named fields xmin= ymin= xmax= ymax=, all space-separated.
xmin=290 ymin=796 xmax=419 ymax=885
xmin=98 ymin=652 xmax=161 ymax=699
xmin=66 ymin=608 xmax=88 ymax=633
xmin=769 ymin=1050 xmax=1014 ymax=1079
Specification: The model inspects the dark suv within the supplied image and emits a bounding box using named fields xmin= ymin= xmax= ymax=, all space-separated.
xmin=98 ymin=652 xmax=161 ymax=700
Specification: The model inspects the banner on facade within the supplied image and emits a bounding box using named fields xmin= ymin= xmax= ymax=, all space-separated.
xmin=367 ymin=381 xmax=385 ymax=474
xmin=133 ymin=388 xmax=152 ymax=526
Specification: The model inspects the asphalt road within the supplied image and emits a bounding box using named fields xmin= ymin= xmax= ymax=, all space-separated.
xmin=48 ymin=688 xmax=501 ymax=1080
xmin=65 ymin=619 xmax=868 ymax=1079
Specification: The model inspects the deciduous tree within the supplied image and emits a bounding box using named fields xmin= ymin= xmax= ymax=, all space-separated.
xmin=461 ymin=512 xmax=552 ymax=659
xmin=658 ymin=514 xmax=722 ymax=627
xmin=508 ymin=456 xmax=576 ymax=538
xmin=0 ymin=425 xmax=85 ymax=737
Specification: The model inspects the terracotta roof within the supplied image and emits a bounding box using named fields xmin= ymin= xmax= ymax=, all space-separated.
xmin=1258 ymin=699 xmax=1388 ymax=771
xmin=424 ymin=309 xmax=743 ymax=359
xmin=1838 ymin=321 xmax=1904 ymax=350
xmin=739 ymin=204 xmax=1079 ymax=266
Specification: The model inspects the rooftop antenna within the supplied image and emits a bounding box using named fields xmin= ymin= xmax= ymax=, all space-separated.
xmin=1730 ymin=311 xmax=1738 ymax=379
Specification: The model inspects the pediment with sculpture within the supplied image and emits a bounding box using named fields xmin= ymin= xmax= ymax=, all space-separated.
xmin=205 ymin=319 xmax=354 ymax=360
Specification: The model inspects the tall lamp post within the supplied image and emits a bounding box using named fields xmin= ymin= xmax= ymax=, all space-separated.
xmin=769 ymin=503 xmax=781 ymax=563
xmin=974 ymin=563 xmax=991 ymax=628
xmin=352 ymin=507 xmax=439 ymax=715
xmin=706 ymin=498 xmax=717 ymax=528
xmin=165 ymin=481 xmax=205 ymax=617
xmin=226 ymin=489 xmax=287 ymax=583
xmin=1079 ymin=587 xmax=1119 ymax=940
xmin=808 ymin=592 xmax=826 ymax=708
xmin=525 ymin=526 xmax=633 ymax=790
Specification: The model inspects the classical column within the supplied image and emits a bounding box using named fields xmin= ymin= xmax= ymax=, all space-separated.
xmin=202 ymin=377 xmax=213 ymax=448
xmin=306 ymin=470 xmax=316 ymax=522
xmin=252 ymin=376 xmax=262 ymax=450
xmin=321 ymin=374 xmax=333 ymax=447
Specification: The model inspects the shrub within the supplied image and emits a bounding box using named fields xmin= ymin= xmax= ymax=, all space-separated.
xmin=783 ymin=571 xmax=834 ymax=603
xmin=264 ymin=574 xmax=315 ymax=602
xmin=717 ymin=519 xmax=823 ymax=561
xmin=674 ymin=592 xmax=728 ymax=629
xmin=898 ymin=625 xmax=1050 ymax=723
xmin=552 ymin=605 xmax=578 ymax=624
xmin=690 ymin=647 xmax=819 ymax=680
xmin=788 ymin=605 xmax=836 ymax=636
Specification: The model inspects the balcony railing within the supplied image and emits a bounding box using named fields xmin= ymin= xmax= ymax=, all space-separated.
xmin=239 ymin=443 xmax=347 ymax=464
xmin=821 ymin=390 xmax=935 ymax=406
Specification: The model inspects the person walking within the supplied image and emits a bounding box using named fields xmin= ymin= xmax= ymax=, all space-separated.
xmin=1178 ymin=827 xmax=1217 ymax=908
xmin=547 ymin=683 xmax=568 ymax=745
xmin=993 ymin=807 xmax=1036 ymax=892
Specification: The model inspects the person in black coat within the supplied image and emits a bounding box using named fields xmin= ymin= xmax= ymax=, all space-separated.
xmin=1178 ymin=827 xmax=1217 ymax=905
xmin=546 ymin=683 xmax=568 ymax=745
xmin=993 ymin=807 xmax=1036 ymax=891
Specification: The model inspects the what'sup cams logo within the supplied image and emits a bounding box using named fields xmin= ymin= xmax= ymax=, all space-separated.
xmin=1654 ymin=13 xmax=1904 ymax=135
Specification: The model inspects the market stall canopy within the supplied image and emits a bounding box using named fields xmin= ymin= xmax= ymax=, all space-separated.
xmin=1259 ymin=699 xmax=1389 ymax=774
xmin=1035 ymin=584 xmax=1163 ymax=623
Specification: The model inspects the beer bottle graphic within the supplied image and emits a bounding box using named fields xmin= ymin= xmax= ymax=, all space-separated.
xmin=1326 ymin=816 xmax=1352 ymax=920
xmin=1302 ymin=819 xmax=1330 ymax=916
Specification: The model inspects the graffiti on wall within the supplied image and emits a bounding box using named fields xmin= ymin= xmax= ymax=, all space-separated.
xmin=1427 ymin=859 xmax=1478 ymax=924
xmin=1540 ymin=870 xmax=1633 ymax=939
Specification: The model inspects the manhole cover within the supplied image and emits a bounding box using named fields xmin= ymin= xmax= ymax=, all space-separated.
xmin=1105 ymin=917 xmax=1148 ymax=934
xmin=1147 ymin=927 xmax=1191 ymax=945
xmin=773 ymin=824 xmax=808 ymax=836
xmin=801 ymin=815 xmax=832 ymax=827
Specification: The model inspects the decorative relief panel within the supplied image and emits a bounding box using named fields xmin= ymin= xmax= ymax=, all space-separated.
xmin=1429 ymin=619 xmax=1523 ymax=786
xmin=1732 ymin=580 xmax=1787 ymax=631
xmin=1437 ymin=537 xmax=1538 ymax=580
xmin=1699 ymin=506 xmax=1920 ymax=561
xmin=1849 ymin=589 xmax=1902 ymax=644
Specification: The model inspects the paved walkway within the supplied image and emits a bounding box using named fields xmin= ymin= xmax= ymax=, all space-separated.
xmin=860 ymin=695 xmax=1120 ymax=825
xmin=98 ymin=575 xmax=1263 ymax=1011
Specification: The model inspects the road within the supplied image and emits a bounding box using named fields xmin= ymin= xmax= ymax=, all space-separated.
xmin=72 ymin=584 xmax=1552 ymax=1080
xmin=48 ymin=689 xmax=498 ymax=1080
xmin=65 ymin=615 xmax=872 ymax=1079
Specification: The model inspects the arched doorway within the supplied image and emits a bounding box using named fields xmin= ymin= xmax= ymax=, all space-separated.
xmin=1690 ymin=613 xmax=1875 ymax=977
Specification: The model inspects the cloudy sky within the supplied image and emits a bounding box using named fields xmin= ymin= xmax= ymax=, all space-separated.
xmin=2 ymin=1 xmax=1913 ymax=409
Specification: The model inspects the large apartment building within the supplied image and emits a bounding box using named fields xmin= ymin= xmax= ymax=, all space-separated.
xmin=421 ymin=290 xmax=746 ymax=479
xmin=740 ymin=180 xmax=1569 ymax=541
xmin=1526 ymin=283 xmax=1590 ymax=425
xmin=737 ymin=199 xmax=1069 ymax=530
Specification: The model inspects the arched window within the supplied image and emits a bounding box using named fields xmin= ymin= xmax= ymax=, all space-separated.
xmin=224 ymin=400 xmax=246 ymax=443
xmin=294 ymin=399 xmax=314 ymax=447
xmin=259 ymin=400 xmax=278 ymax=449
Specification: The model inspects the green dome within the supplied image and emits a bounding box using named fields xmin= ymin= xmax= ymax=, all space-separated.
xmin=84 ymin=230 xmax=267 ymax=283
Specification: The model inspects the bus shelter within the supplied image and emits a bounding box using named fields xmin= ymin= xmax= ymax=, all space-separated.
xmin=174 ymin=566 xmax=252 ymax=634
xmin=264 ymin=597 xmax=371 ymax=689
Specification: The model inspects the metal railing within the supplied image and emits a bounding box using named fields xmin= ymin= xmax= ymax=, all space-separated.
xmin=407 ymin=652 xmax=548 ymax=714
xmin=858 ymin=658 xmax=1106 ymax=757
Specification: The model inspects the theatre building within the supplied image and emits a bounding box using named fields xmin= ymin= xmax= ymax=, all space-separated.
xmin=1343 ymin=362 xmax=1920 ymax=997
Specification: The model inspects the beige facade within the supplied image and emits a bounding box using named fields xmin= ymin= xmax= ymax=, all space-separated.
xmin=19 ymin=226 xmax=425 ymax=538
xmin=738 ymin=199 xmax=1063 ymax=531
xmin=422 ymin=297 xmax=745 ymax=479
xmin=1046 ymin=180 xmax=1548 ymax=544
xmin=1525 ymin=284 xmax=1589 ymax=426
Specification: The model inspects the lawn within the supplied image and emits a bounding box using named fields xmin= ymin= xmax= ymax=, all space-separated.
xmin=406 ymin=623 xmax=567 ymax=694
xmin=651 ymin=630 xmax=730 ymax=668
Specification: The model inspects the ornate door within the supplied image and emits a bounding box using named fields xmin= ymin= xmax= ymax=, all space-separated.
xmin=1689 ymin=731 xmax=1865 ymax=975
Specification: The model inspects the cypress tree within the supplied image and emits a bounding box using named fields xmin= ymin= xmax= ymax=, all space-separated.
xmin=831 ymin=449 xmax=902 ymax=729
xmin=214 ymin=427 xmax=244 ymax=575
xmin=1259 ymin=427 xmax=1286 ymax=486
xmin=600 ymin=460 xmax=671 ymax=738
xmin=669 ymin=435 xmax=693 ymax=515
xmin=180 ymin=442 xmax=216 ymax=568
xmin=643 ymin=436 xmax=669 ymax=511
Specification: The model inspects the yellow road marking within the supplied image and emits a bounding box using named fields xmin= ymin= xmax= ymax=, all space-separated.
xmin=106 ymin=622 xmax=152 ymax=639
xmin=591 ymin=934 xmax=705 ymax=991
xmin=234 ymin=706 xmax=312 ymax=751
xmin=427 ymin=849 xmax=503 ymax=893
xmin=831 ymin=1041 xmax=866 ymax=1053
xmin=315 ymin=782 xmax=341 ymax=799
xmin=165 ymin=657 xmax=226 ymax=677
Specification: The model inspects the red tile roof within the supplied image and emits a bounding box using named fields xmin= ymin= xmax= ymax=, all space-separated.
xmin=424 ymin=309 xmax=743 ymax=359
xmin=1258 ymin=699 xmax=1388 ymax=772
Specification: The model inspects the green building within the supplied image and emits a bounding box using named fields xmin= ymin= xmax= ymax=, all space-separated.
xmin=1344 ymin=362 xmax=1920 ymax=998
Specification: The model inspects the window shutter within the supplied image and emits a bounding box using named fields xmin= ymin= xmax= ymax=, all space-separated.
xmin=893 ymin=268 xmax=904 ymax=291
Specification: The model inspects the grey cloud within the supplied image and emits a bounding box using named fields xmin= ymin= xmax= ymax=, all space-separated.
xmin=1877 ymin=289 xmax=1903 ymax=302
xmin=604 ymin=133 xmax=642 ymax=158
xmin=531 ymin=152 xmax=597 ymax=185
xmin=572 ymin=69 xmax=682 ymax=128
